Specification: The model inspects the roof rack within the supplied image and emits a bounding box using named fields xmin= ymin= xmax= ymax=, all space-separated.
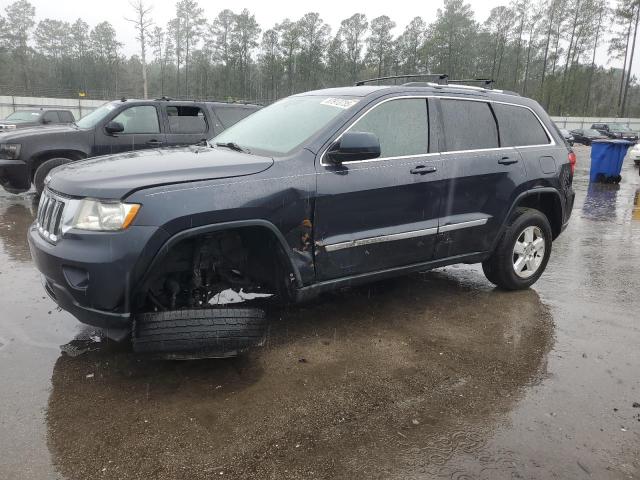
xmin=447 ymin=78 xmax=495 ymax=88
xmin=355 ymin=74 xmax=449 ymax=86
xmin=155 ymin=96 xmax=173 ymax=101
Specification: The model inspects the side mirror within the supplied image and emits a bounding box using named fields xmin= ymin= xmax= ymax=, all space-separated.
xmin=105 ymin=121 xmax=124 ymax=135
xmin=326 ymin=132 xmax=381 ymax=164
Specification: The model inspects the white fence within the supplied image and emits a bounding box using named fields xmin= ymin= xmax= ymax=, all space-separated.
xmin=1 ymin=96 xmax=640 ymax=131
xmin=0 ymin=96 xmax=107 ymax=121
xmin=551 ymin=116 xmax=640 ymax=131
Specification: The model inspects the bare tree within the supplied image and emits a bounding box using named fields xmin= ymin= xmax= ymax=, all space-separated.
xmin=126 ymin=0 xmax=153 ymax=99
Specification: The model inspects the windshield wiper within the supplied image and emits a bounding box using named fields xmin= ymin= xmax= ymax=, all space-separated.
xmin=215 ymin=141 xmax=249 ymax=153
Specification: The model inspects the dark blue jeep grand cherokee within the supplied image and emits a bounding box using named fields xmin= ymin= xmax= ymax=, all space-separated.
xmin=28 ymin=81 xmax=575 ymax=355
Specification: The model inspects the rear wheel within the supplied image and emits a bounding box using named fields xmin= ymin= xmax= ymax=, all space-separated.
xmin=132 ymin=307 xmax=267 ymax=358
xmin=33 ymin=157 xmax=73 ymax=195
xmin=482 ymin=208 xmax=552 ymax=290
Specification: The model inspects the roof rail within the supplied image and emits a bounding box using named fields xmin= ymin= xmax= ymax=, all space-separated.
xmin=355 ymin=73 xmax=449 ymax=86
xmin=448 ymin=78 xmax=495 ymax=88
xmin=155 ymin=96 xmax=173 ymax=101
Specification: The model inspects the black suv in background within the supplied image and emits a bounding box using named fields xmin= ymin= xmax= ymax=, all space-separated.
xmin=0 ymin=98 xmax=260 ymax=194
xmin=0 ymin=108 xmax=75 ymax=131
xmin=28 ymin=81 xmax=575 ymax=356
xmin=591 ymin=122 xmax=638 ymax=142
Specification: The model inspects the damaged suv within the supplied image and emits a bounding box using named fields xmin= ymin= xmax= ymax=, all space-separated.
xmin=28 ymin=81 xmax=575 ymax=356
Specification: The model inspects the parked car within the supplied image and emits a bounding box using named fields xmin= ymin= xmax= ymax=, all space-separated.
xmin=0 ymin=98 xmax=260 ymax=195
xmin=628 ymin=143 xmax=640 ymax=166
xmin=0 ymin=108 xmax=75 ymax=131
xmin=560 ymin=128 xmax=574 ymax=146
xmin=28 ymin=81 xmax=575 ymax=356
xmin=591 ymin=122 xmax=638 ymax=142
xmin=569 ymin=128 xmax=608 ymax=146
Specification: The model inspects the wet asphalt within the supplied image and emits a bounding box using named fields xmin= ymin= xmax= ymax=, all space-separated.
xmin=0 ymin=147 xmax=639 ymax=479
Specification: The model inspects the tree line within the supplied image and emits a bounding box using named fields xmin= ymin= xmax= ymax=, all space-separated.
xmin=0 ymin=0 xmax=639 ymax=117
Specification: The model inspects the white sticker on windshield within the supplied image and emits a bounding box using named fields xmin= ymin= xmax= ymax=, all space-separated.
xmin=320 ymin=98 xmax=359 ymax=109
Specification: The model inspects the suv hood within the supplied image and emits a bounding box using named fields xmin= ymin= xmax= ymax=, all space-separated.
xmin=47 ymin=146 xmax=275 ymax=199
xmin=0 ymin=123 xmax=77 ymax=139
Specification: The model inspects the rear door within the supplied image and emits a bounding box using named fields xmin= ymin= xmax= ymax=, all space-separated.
xmin=93 ymin=104 xmax=165 ymax=156
xmin=163 ymin=103 xmax=210 ymax=147
xmin=314 ymin=96 xmax=444 ymax=280
xmin=432 ymin=97 xmax=526 ymax=259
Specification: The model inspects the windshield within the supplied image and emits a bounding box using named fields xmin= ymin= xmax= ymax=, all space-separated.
xmin=609 ymin=123 xmax=633 ymax=131
xmin=5 ymin=111 xmax=41 ymax=123
xmin=212 ymin=95 xmax=361 ymax=155
xmin=585 ymin=129 xmax=602 ymax=136
xmin=76 ymin=103 xmax=118 ymax=129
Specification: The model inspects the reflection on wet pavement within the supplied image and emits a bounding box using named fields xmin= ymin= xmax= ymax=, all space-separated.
xmin=46 ymin=275 xmax=552 ymax=479
xmin=0 ymin=147 xmax=639 ymax=479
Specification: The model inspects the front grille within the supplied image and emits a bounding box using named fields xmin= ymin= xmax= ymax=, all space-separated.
xmin=36 ymin=190 xmax=65 ymax=242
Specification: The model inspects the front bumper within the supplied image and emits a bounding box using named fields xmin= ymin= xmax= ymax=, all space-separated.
xmin=28 ymin=223 xmax=168 ymax=329
xmin=0 ymin=159 xmax=30 ymax=193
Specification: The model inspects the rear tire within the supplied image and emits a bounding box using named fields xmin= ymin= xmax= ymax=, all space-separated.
xmin=33 ymin=157 xmax=73 ymax=195
xmin=482 ymin=208 xmax=552 ymax=290
xmin=132 ymin=308 xmax=267 ymax=358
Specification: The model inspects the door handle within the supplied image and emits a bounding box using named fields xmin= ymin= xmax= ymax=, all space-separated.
xmin=498 ymin=156 xmax=518 ymax=165
xmin=147 ymin=139 xmax=163 ymax=146
xmin=410 ymin=165 xmax=437 ymax=175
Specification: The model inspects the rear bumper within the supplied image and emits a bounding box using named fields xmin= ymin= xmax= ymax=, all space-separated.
xmin=28 ymin=223 xmax=168 ymax=329
xmin=0 ymin=159 xmax=30 ymax=193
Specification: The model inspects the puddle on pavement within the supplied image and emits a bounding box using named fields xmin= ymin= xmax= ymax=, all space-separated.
xmin=45 ymin=272 xmax=553 ymax=480
xmin=633 ymin=189 xmax=640 ymax=221
xmin=0 ymin=195 xmax=36 ymax=262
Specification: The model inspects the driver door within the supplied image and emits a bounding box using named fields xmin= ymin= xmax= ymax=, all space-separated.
xmin=314 ymin=97 xmax=444 ymax=281
xmin=94 ymin=105 xmax=166 ymax=156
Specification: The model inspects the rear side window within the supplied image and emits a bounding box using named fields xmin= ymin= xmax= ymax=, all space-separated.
xmin=215 ymin=106 xmax=255 ymax=129
xmin=166 ymin=105 xmax=207 ymax=134
xmin=493 ymin=103 xmax=550 ymax=147
xmin=440 ymin=99 xmax=498 ymax=151
xmin=42 ymin=111 xmax=60 ymax=123
xmin=349 ymin=98 xmax=428 ymax=158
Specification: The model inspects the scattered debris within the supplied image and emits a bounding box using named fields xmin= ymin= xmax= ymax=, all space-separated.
xmin=86 ymin=373 xmax=94 ymax=379
xmin=577 ymin=461 xmax=591 ymax=475
xmin=411 ymin=419 xmax=420 ymax=425
xmin=298 ymin=358 xmax=307 ymax=363
xmin=633 ymin=402 xmax=640 ymax=408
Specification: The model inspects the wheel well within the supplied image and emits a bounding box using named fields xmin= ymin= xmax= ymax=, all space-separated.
xmin=135 ymin=225 xmax=296 ymax=312
xmin=30 ymin=150 xmax=86 ymax=180
xmin=515 ymin=192 xmax=563 ymax=238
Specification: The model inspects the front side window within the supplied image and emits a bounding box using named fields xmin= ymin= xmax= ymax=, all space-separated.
xmin=440 ymin=99 xmax=499 ymax=151
xmin=493 ymin=103 xmax=549 ymax=147
xmin=213 ymin=95 xmax=360 ymax=155
xmin=112 ymin=106 xmax=160 ymax=134
xmin=349 ymin=98 xmax=429 ymax=158
xmin=166 ymin=105 xmax=207 ymax=134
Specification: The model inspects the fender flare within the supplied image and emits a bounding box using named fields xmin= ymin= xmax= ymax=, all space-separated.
xmin=137 ymin=219 xmax=304 ymax=294
xmin=489 ymin=187 xmax=564 ymax=252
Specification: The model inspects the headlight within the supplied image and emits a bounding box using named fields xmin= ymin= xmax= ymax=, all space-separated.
xmin=0 ymin=143 xmax=21 ymax=159
xmin=63 ymin=199 xmax=141 ymax=232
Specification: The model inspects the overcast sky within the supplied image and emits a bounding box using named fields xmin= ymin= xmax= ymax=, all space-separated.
xmin=5 ymin=0 xmax=632 ymax=75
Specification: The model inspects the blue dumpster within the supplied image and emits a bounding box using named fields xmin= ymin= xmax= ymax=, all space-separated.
xmin=589 ymin=139 xmax=633 ymax=183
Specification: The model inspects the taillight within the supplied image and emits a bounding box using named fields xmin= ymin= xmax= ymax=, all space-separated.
xmin=568 ymin=151 xmax=577 ymax=175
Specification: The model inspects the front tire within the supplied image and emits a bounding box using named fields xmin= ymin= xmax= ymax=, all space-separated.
xmin=482 ymin=208 xmax=552 ymax=290
xmin=132 ymin=307 xmax=267 ymax=358
xmin=33 ymin=157 xmax=73 ymax=195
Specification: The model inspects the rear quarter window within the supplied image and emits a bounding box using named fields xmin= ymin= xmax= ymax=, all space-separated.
xmin=214 ymin=106 xmax=256 ymax=129
xmin=492 ymin=103 xmax=550 ymax=147
xmin=440 ymin=99 xmax=498 ymax=151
